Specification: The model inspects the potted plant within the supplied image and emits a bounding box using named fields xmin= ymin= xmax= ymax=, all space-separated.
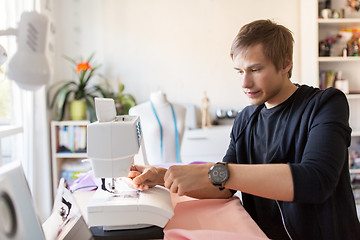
xmin=48 ymin=54 xmax=106 ymax=122
xmin=103 ymin=81 xmax=137 ymax=115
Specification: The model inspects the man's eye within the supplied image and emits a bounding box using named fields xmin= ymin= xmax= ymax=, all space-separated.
xmin=251 ymin=68 xmax=260 ymax=72
xmin=237 ymin=70 xmax=244 ymax=75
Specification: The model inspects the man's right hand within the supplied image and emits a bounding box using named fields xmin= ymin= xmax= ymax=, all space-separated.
xmin=127 ymin=165 xmax=166 ymax=191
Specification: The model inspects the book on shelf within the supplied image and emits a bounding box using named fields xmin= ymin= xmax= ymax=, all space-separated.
xmin=319 ymin=70 xmax=336 ymax=90
xmin=56 ymin=125 xmax=87 ymax=154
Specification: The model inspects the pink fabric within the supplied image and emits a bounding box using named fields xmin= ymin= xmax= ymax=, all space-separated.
xmin=164 ymin=196 xmax=269 ymax=240
xmin=165 ymin=229 xmax=268 ymax=240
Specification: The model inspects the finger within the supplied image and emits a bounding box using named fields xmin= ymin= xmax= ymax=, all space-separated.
xmin=164 ymin=167 xmax=170 ymax=180
xmin=128 ymin=171 xmax=141 ymax=179
xmin=130 ymin=165 xmax=136 ymax=171
xmin=164 ymin=167 xmax=173 ymax=187
xmin=126 ymin=180 xmax=148 ymax=191
xmin=123 ymin=177 xmax=138 ymax=189
xmin=138 ymin=184 xmax=149 ymax=191
xmin=164 ymin=176 xmax=172 ymax=189
xmin=133 ymin=170 xmax=152 ymax=185
xmin=169 ymin=182 xmax=178 ymax=194
xmin=132 ymin=164 xmax=147 ymax=172
xmin=177 ymin=186 xmax=186 ymax=196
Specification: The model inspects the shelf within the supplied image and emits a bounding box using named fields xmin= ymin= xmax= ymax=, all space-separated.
xmin=350 ymin=168 xmax=360 ymax=174
xmin=318 ymin=18 xmax=360 ymax=23
xmin=352 ymin=131 xmax=360 ymax=137
xmin=318 ymin=56 xmax=360 ymax=62
xmin=346 ymin=94 xmax=360 ymax=100
xmin=318 ymin=18 xmax=360 ymax=28
xmin=55 ymin=153 xmax=87 ymax=158
xmin=51 ymin=120 xmax=90 ymax=126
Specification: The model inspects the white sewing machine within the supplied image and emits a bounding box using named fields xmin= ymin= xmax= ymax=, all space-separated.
xmin=86 ymin=98 xmax=174 ymax=231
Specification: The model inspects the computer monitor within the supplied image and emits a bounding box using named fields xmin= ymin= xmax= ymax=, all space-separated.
xmin=0 ymin=161 xmax=45 ymax=240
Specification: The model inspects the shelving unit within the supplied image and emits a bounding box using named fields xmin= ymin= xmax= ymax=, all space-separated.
xmin=50 ymin=121 xmax=90 ymax=196
xmin=317 ymin=1 xmax=360 ymax=214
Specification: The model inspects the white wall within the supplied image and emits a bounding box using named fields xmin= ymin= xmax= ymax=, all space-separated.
xmin=53 ymin=0 xmax=104 ymax=85
xmin=54 ymin=0 xmax=300 ymax=115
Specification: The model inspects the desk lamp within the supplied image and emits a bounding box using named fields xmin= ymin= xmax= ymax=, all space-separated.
xmin=0 ymin=11 xmax=49 ymax=91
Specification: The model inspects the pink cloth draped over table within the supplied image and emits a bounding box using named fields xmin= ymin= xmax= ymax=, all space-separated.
xmin=164 ymin=194 xmax=269 ymax=240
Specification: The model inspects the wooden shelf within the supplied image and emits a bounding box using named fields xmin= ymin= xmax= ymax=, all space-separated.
xmin=346 ymin=94 xmax=360 ymax=100
xmin=350 ymin=168 xmax=360 ymax=174
xmin=55 ymin=153 xmax=87 ymax=158
xmin=318 ymin=56 xmax=360 ymax=62
xmin=352 ymin=131 xmax=360 ymax=137
xmin=318 ymin=18 xmax=360 ymax=28
xmin=51 ymin=120 xmax=90 ymax=126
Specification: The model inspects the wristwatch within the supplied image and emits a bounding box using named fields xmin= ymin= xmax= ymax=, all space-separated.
xmin=208 ymin=162 xmax=229 ymax=190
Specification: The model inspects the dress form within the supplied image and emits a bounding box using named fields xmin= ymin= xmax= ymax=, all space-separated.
xmin=129 ymin=91 xmax=186 ymax=165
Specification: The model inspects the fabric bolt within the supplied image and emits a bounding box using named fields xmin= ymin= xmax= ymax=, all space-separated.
xmin=164 ymin=195 xmax=269 ymax=240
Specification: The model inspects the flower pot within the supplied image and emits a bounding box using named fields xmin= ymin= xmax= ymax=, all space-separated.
xmin=69 ymin=100 xmax=87 ymax=120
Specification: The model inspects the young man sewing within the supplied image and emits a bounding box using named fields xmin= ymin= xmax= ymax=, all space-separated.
xmin=128 ymin=20 xmax=360 ymax=239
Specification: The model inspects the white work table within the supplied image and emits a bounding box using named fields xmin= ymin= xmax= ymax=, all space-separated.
xmin=181 ymin=125 xmax=232 ymax=163
xmin=72 ymin=189 xmax=267 ymax=240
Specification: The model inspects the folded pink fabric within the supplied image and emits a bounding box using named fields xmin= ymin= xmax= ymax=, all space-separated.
xmin=164 ymin=196 xmax=269 ymax=240
xmin=165 ymin=229 xmax=268 ymax=240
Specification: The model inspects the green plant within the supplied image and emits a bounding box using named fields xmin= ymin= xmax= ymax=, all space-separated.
xmin=48 ymin=54 xmax=106 ymax=122
xmin=115 ymin=83 xmax=136 ymax=115
xmin=103 ymin=81 xmax=136 ymax=115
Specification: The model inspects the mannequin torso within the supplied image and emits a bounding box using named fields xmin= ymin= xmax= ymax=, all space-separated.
xmin=129 ymin=91 xmax=186 ymax=165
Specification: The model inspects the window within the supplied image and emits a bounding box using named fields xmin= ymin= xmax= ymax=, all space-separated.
xmin=0 ymin=73 xmax=17 ymax=166
xmin=0 ymin=1 xmax=29 ymax=166
xmin=0 ymin=7 xmax=13 ymax=125
xmin=0 ymin=75 xmax=11 ymax=121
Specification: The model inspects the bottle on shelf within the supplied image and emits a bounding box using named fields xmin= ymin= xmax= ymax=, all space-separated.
xmin=347 ymin=29 xmax=360 ymax=56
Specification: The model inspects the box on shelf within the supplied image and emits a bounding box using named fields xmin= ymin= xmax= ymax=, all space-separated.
xmin=60 ymin=159 xmax=92 ymax=187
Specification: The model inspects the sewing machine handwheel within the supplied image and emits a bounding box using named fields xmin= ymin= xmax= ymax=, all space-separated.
xmin=0 ymin=191 xmax=17 ymax=238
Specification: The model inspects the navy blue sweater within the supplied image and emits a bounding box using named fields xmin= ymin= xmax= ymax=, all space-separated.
xmin=223 ymin=85 xmax=360 ymax=239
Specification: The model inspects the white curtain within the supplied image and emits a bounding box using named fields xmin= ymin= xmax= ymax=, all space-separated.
xmin=23 ymin=89 xmax=52 ymax=223
xmin=5 ymin=0 xmax=53 ymax=222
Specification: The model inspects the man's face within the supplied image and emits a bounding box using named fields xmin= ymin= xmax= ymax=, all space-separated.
xmin=233 ymin=44 xmax=289 ymax=108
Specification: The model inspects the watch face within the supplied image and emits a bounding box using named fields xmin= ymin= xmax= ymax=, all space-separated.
xmin=210 ymin=164 xmax=229 ymax=184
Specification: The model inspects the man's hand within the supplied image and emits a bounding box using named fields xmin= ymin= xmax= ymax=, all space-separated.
xmin=127 ymin=165 xmax=166 ymax=190
xmin=164 ymin=163 xmax=213 ymax=196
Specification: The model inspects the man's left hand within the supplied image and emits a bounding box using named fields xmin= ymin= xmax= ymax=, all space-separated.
xmin=164 ymin=163 xmax=213 ymax=196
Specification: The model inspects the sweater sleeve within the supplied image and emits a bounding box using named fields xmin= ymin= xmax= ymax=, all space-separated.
xmin=289 ymin=89 xmax=351 ymax=204
xmin=222 ymin=116 xmax=239 ymax=164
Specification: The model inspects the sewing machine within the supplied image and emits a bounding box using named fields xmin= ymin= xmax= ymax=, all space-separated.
xmin=86 ymin=98 xmax=174 ymax=231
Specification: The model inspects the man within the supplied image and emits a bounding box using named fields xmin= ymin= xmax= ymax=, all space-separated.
xmin=128 ymin=20 xmax=360 ymax=239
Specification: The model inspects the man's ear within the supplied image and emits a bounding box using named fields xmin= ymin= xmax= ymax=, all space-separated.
xmin=282 ymin=58 xmax=292 ymax=74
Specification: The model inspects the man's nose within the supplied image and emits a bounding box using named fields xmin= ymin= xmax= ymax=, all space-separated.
xmin=241 ymin=72 xmax=253 ymax=89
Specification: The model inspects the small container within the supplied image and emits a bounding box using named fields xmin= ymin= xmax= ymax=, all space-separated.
xmin=335 ymin=79 xmax=349 ymax=94
xmin=226 ymin=109 xmax=238 ymax=118
xmin=321 ymin=8 xmax=332 ymax=19
xmin=216 ymin=109 xmax=226 ymax=119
